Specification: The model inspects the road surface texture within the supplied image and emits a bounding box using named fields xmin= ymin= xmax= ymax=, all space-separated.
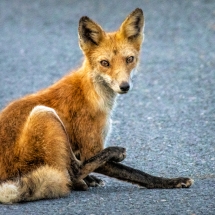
xmin=0 ymin=0 xmax=215 ymax=214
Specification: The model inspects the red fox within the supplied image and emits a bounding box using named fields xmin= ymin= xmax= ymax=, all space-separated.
xmin=0 ymin=8 xmax=193 ymax=204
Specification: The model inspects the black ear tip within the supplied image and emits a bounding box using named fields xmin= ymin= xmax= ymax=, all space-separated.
xmin=133 ymin=8 xmax=143 ymax=16
xmin=79 ymin=16 xmax=90 ymax=24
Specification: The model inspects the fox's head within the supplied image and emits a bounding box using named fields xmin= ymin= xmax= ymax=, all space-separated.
xmin=78 ymin=8 xmax=144 ymax=94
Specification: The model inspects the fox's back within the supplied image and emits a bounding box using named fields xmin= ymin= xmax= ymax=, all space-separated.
xmin=0 ymin=71 xmax=108 ymax=167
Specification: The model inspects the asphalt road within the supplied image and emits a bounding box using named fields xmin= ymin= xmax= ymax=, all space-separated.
xmin=0 ymin=0 xmax=215 ymax=214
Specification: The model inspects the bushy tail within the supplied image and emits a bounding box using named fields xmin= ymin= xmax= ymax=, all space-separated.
xmin=0 ymin=165 xmax=71 ymax=204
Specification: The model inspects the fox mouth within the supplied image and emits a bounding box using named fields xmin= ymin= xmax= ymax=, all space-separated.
xmin=118 ymin=90 xmax=129 ymax=94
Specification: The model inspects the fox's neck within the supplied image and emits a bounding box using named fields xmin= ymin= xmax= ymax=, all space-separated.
xmin=79 ymin=62 xmax=117 ymax=113
xmin=93 ymin=73 xmax=117 ymax=113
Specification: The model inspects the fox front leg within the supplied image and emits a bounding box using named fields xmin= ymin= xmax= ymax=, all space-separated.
xmin=96 ymin=162 xmax=194 ymax=189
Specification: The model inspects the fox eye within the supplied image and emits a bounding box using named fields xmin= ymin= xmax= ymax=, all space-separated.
xmin=126 ymin=56 xmax=134 ymax=64
xmin=100 ymin=60 xmax=110 ymax=67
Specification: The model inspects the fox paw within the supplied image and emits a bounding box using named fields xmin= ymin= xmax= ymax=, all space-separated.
xmin=84 ymin=175 xmax=105 ymax=187
xmin=174 ymin=178 xmax=194 ymax=188
xmin=108 ymin=146 xmax=126 ymax=162
xmin=72 ymin=179 xmax=88 ymax=191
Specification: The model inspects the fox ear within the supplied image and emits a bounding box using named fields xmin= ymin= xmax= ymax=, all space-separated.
xmin=78 ymin=16 xmax=104 ymax=51
xmin=118 ymin=8 xmax=144 ymax=43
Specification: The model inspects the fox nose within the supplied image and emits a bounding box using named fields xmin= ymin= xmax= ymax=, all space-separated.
xmin=119 ymin=82 xmax=130 ymax=92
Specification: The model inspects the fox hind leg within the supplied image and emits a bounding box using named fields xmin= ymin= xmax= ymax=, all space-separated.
xmin=10 ymin=105 xmax=82 ymax=202
xmin=18 ymin=105 xmax=79 ymax=174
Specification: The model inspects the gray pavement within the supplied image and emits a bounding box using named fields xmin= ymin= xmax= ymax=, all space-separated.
xmin=0 ymin=0 xmax=215 ymax=214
